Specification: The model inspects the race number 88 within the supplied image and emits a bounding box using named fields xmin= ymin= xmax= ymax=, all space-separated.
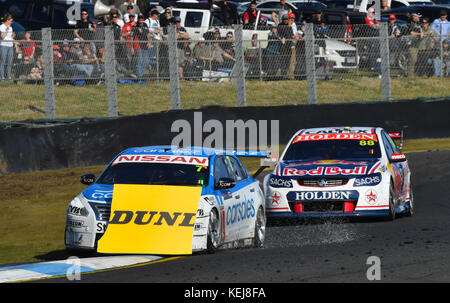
xmin=360 ymin=140 xmax=375 ymax=146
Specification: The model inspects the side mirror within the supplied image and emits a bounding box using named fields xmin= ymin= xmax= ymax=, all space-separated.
xmin=390 ymin=153 xmax=406 ymax=163
xmin=80 ymin=174 xmax=96 ymax=185
xmin=215 ymin=177 xmax=236 ymax=190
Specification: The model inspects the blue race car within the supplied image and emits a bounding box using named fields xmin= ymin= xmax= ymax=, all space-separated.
xmin=65 ymin=146 xmax=267 ymax=255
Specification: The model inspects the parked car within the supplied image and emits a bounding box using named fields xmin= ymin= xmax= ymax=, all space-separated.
xmin=381 ymin=4 xmax=450 ymax=22
xmin=238 ymin=0 xmax=327 ymax=21
xmin=318 ymin=0 xmax=355 ymax=10
xmin=0 ymin=0 xmax=95 ymax=30
xmin=355 ymin=0 xmax=435 ymax=12
xmin=433 ymin=0 xmax=450 ymax=7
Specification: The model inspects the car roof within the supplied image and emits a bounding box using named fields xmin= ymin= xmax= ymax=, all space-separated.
xmin=298 ymin=126 xmax=378 ymax=134
xmin=119 ymin=146 xmax=267 ymax=159
xmin=120 ymin=146 xmax=219 ymax=157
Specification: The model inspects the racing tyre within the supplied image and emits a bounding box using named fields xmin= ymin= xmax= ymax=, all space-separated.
xmin=405 ymin=185 xmax=414 ymax=217
xmin=253 ymin=206 xmax=266 ymax=248
xmin=64 ymin=228 xmax=95 ymax=257
xmin=206 ymin=209 xmax=220 ymax=253
xmin=387 ymin=182 xmax=396 ymax=221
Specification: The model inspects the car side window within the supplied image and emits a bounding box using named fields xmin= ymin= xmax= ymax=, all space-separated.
xmin=381 ymin=131 xmax=397 ymax=157
xmin=227 ymin=156 xmax=247 ymax=182
xmin=212 ymin=12 xmax=225 ymax=26
xmin=237 ymin=158 xmax=249 ymax=180
xmin=386 ymin=132 xmax=400 ymax=153
xmin=214 ymin=156 xmax=233 ymax=185
xmin=32 ymin=3 xmax=51 ymax=23
xmin=185 ymin=12 xmax=203 ymax=27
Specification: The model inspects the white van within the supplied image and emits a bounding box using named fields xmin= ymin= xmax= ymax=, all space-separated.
xmin=166 ymin=2 xmax=358 ymax=69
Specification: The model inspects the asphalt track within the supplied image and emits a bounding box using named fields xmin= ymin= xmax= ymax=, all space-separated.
xmin=36 ymin=150 xmax=450 ymax=283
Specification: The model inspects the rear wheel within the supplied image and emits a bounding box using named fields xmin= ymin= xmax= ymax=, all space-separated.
xmin=253 ymin=206 xmax=266 ymax=248
xmin=206 ymin=209 xmax=220 ymax=253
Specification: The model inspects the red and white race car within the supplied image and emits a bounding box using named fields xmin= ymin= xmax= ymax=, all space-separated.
xmin=264 ymin=127 xmax=413 ymax=220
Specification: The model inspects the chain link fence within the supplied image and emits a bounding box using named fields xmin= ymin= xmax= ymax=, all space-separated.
xmin=0 ymin=23 xmax=449 ymax=123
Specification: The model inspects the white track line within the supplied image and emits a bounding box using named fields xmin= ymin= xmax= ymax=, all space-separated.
xmin=0 ymin=255 xmax=164 ymax=283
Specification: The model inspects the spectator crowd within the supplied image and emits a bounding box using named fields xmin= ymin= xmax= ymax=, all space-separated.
xmin=0 ymin=1 xmax=449 ymax=82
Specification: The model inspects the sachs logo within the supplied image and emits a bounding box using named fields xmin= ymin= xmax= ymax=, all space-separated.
xmin=109 ymin=210 xmax=196 ymax=227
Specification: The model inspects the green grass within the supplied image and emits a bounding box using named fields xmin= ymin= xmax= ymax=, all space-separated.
xmin=0 ymin=77 xmax=449 ymax=122
xmin=0 ymin=137 xmax=449 ymax=265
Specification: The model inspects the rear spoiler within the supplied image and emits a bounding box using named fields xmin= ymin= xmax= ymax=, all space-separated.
xmin=252 ymin=150 xmax=279 ymax=179
xmin=220 ymin=149 xmax=277 ymax=178
xmin=389 ymin=131 xmax=404 ymax=150
xmin=222 ymin=150 xmax=268 ymax=158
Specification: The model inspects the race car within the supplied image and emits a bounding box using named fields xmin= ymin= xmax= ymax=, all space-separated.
xmin=264 ymin=127 xmax=413 ymax=220
xmin=65 ymin=146 xmax=267 ymax=255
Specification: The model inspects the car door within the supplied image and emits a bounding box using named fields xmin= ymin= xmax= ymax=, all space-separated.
xmin=226 ymin=156 xmax=258 ymax=240
xmin=213 ymin=155 xmax=240 ymax=242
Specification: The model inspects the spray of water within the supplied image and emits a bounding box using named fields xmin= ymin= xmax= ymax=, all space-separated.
xmin=264 ymin=218 xmax=363 ymax=249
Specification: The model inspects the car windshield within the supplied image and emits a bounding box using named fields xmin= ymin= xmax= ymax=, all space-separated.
xmin=97 ymin=163 xmax=210 ymax=186
xmin=283 ymin=138 xmax=382 ymax=161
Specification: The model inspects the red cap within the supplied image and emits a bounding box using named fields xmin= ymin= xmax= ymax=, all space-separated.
xmin=289 ymin=12 xmax=295 ymax=19
xmin=389 ymin=14 xmax=396 ymax=19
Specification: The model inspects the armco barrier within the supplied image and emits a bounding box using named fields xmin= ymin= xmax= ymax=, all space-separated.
xmin=0 ymin=98 xmax=449 ymax=174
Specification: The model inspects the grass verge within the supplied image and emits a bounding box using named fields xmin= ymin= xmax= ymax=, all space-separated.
xmin=1 ymin=77 xmax=449 ymax=122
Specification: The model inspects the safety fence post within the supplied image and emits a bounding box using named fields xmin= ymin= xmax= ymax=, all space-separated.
xmin=168 ymin=25 xmax=181 ymax=110
xmin=41 ymin=27 xmax=55 ymax=119
xmin=304 ymin=23 xmax=317 ymax=105
xmin=379 ymin=22 xmax=392 ymax=102
xmin=234 ymin=24 xmax=247 ymax=107
xmin=104 ymin=26 xmax=118 ymax=117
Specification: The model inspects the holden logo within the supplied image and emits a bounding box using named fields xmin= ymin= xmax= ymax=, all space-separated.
xmin=365 ymin=189 xmax=378 ymax=205
xmin=317 ymin=178 xmax=327 ymax=187
xmin=271 ymin=192 xmax=281 ymax=205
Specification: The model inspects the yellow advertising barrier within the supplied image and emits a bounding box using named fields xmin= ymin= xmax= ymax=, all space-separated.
xmin=98 ymin=184 xmax=201 ymax=255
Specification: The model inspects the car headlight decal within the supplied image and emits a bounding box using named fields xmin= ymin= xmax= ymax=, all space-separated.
xmin=67 ymin=194 xmax=90 ymax=217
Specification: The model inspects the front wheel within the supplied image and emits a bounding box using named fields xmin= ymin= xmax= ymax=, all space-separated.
xmin=405 ymin=184 xmax=414 ymax=217
xmin=387 ymin=182 xmax=396 ymax=221
xmin=253 ymin=206 xmax=266 ymax=248
xmin=206 ymin=209 xmax=220 ymax=253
